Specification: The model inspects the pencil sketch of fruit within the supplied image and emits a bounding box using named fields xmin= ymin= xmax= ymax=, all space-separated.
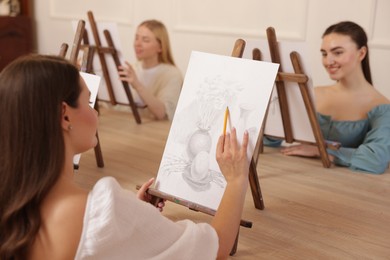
xmin=190 ymin=151 xmax=210 ymax=181
xmin=187 ymin=128 xmax=212 ymax=159
xmin=158 ymin=153 xmax=225 ymax=192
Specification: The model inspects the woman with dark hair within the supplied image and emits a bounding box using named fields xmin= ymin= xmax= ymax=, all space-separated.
xmin=0 ymin=55 xmax=250 ymax=259
xmin=118 ymin=19 xmax=183 ymax=121
xmin=281 ymin=21 xmax=390 ymax=174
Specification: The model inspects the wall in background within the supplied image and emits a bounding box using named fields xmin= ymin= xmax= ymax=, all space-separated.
xmin=35 ymin=0 xmax=390 ymax=97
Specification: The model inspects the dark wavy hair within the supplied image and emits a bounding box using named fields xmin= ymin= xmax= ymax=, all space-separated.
xmin=0 ymin=55 xmax=81 ymax=259
xmin=322 ymin=21 xmax=372 ymax=84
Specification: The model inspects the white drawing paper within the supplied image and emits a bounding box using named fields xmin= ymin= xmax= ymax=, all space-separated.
xmin=243 ymin=39 xmax=316 ymax=143
xmin=155 ymin=51 xmax=279 ymax=210
xmin=72 ymin=21 xmax=140 ymax=105
xmin=73 ymin=72 xmax=101 ymax=165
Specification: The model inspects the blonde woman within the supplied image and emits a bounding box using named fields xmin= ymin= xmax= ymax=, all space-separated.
xmin=119 ymin=20 xmax=183 ymax=120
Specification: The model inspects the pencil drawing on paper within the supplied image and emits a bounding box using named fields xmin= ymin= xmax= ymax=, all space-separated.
xmin=159 ymin=75 xmax=244 ymax=191
xmin=155 ymin=51 xmax=279 ymax=210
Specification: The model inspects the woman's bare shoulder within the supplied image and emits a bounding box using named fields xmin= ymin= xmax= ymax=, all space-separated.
xmin=314 ymin=85 xmax=336 ymax=103
xmin=373 ymin=88 xmax=390 ymax=104
xmin=314 ymin=85 xmax=335 ymax=94
xmin=30 ymin=189 xmax=88 ymax=259
xmin=52 ymin=190 xmax=88 ymax=257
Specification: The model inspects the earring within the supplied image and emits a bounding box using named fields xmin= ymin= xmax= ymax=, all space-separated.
xmin=68 ymin=125 xmax=73 ymax=131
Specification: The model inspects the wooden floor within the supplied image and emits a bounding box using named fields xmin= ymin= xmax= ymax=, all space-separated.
xmin=74 ymin=106 xmax=390 ymax=259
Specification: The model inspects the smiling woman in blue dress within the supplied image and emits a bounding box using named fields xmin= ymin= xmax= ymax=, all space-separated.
xmin=280 ymin=21 xmax=390 ymax=174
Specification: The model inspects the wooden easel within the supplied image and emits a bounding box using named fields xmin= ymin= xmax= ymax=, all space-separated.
xmin=139 ymin=39 xmax=265 ymax=255
xmin=232 ymin=40 xmax=265 ymax=212
xmin=83 ymin=11 xmax=142 ymax=124
xmin=255 ymin=27 xmax=331 ymax=168
xmin=60 ymin=20 xmax=104 ymax=169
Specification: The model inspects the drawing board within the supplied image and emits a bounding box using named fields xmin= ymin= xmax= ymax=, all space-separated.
xmin=243 ymin=39 xmax=316 ymax=143
xmin=73 ymin=72 xmax=101 ymax=165
xmin=71 ymin=21 xmax=141 ymax=105
xmin=155 ymin=51 xmax=279 ymax=210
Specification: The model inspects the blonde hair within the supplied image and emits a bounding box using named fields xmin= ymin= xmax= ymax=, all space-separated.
xmin=138 ymin=20 xmax=176 ymax=66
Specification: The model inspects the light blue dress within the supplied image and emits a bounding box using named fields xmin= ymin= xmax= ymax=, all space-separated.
xmin=264 ymin=104 xmax=390 ymax=174
xmin=319 ymin=104 xmax=390 ymax=174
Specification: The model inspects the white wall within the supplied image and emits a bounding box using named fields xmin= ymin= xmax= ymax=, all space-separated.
xmin=35 ymin=0 xmax=390 ymax=98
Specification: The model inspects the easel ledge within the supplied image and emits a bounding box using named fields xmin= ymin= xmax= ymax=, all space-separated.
xmin=136 ymin=185 xmax=253 ymax=228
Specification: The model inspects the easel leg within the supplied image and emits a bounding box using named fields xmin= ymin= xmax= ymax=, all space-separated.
xmin=230 ymin=230 xmax=240 ymax=256
xmin=94 ymin=132 xmax=104 ymax=168
xmin=249 ymin=159 xmax=265 ymax=210
xmin=102 ymin=30 xmax=142 ymax=124
xmin=253 ymin=133 xmax=264 ymax=165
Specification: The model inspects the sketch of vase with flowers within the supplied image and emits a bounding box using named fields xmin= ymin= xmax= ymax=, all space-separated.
xmin=181 ymin=75 xmax=243 ymax=191
xmin=158 ymin=74 xmax=253 ymax=192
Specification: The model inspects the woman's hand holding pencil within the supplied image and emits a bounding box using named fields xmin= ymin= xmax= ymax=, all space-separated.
xmin=217 ymin=106 xmax=249 ymax=183
xmin=217 ymin=127 xmax=249 ymax=182
xmin=213 ymin=116 xmax=250 ymax=259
